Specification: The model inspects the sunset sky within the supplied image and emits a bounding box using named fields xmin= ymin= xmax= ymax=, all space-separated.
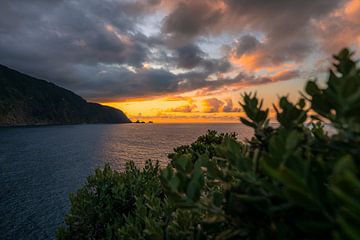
xmin=1 ymin=0 xmax=359 ymax=122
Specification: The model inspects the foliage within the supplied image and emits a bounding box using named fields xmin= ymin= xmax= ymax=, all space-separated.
xmin=58 ymin=48 xmax=360 ymax=239
xmin=161 ymin=48 xmax=360 ymax=239
xmin=57 ymin=161 xmax=166 ymax=240
xmin=169 ymin=130 xmax=237 ymax=162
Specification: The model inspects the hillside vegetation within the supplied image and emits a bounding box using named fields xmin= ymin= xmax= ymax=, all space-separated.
xmin=58 ymin=49 xmax=360 ymax=239
xmin=0 ymin=65 xmax=130 ymax=126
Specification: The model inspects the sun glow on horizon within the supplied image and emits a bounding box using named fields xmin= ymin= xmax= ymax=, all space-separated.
xmin=99 ymin=77 xmax=306 ymax=123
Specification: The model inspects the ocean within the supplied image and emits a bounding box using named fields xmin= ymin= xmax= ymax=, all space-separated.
xmin=0 ymin=123 xmax=253 ymax=240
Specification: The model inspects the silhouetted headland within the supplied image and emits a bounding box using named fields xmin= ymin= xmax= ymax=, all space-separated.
xmin=0 ymin=64 xmax=131 ymax=126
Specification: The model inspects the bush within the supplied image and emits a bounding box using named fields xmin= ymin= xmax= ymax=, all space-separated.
xmin=56 ymin=161 xmax=166 ymax=239
xmin=58 ymin=49 xmax=360 ymax=239
xmin=161 ymin=48 xmax=360 ymax=239
xmin=169 ymin=130 xmax=238 ymax=162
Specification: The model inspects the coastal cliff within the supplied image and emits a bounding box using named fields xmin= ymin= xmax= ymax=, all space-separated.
xmin=0 ymin=65 xmax=131 ymax=126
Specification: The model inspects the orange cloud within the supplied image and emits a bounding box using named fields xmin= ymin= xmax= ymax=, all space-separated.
xmin=223 ymin=98 xmax=241 ymax=112
xmin=167 ymin=104 xmax=197 ymax=112
xmin=344 ymin=0 xmax=360 ymax=22
xmin=271 ymin=69 xmax=300 ymax=82
xmin=202 ymin=98 xmax=224 ymax=113
xmin=230 ymin=52 xmax=259 ymax=71
xmin=315 ymin=0 xmax=360 ymax=54
xmin=164 ymin=96 xmax=194 ymax=103
xmin=229 ymin=50 xmax=299 ymax=75
xmin=202 ymin=98 xmax=240 ymax=113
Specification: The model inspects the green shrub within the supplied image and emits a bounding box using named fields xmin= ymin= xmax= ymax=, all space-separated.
xmin=57 ymin=160 xmax=167 ymax=239
xmin=169 ymin=130 xmax=238 ymax=162
xmin=58 ymin=48 xmax=360 ymax=239
xmin=57 ymin=162 xmax=204 ymax=239
xmin=161 ymin=48 xmax=360 ymax=239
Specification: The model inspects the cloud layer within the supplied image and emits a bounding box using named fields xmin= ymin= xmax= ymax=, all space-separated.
xmin=0 ymin=0 xmax=359 ymax=102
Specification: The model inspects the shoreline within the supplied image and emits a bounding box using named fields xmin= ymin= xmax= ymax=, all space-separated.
xmin=0 ymin=121 xmax=132 ymax=128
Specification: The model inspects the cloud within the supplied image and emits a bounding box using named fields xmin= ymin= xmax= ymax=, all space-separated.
xmin=315 ymin=0 xmax=360 ymax=54
xmin=0 ymin=0 xmax=358 ymax=103
xmin=224 ymin=0 xmax=345 ymax=67
xmin=202 ymin=98 xmax=225 ymax=113
xmin=162 ymin=1 xmax=223 ymax=47
xmin=202 ymin=98 xmax=240 ymax=113
xmin=175 ymin=43 xmax=204 ymax=69
xmin=78 ymin=63 xmax=297 ymax=101
xmin=167 ymin=104 xmax=197 ymax=112
xmin=162 ymin=0 xmax=348 ymax=69
xmin=223 ymin=99 xmax=241 ymax=112
xmin=271 ymin=70 xmax=301 ymax=82
xmin=173 ymin=43 xmax=232 ymax=73
xmin=0 ymin=0 xmax=158 ymax=93
xmin=234 ymin=35 xmax=261 ymax=57
xmin=76 ymin=66 xmax=178 ymax=101
xmin=164 ymin=96 xmax=194 ymax=102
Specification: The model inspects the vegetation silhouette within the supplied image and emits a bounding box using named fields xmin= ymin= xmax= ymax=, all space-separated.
xmin=58 ymin=49 xmax=360 ymax=239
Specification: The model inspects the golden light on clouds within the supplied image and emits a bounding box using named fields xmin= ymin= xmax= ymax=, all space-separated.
xmin=100 ymin=76 xmax=305 ymax=123
xmin=229 ymin=51 xmax=298 ymax=75
xmin=101 ymin=95 xmax=244 ymax=123
xmin=230 ymin=53 xmax=258 ymax=71
xmin=344 ymin=0 xmax=360 ymax=19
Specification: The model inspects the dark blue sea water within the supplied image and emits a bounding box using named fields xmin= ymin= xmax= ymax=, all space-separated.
xmin=0 ymin=123 xmax=252 ymax=240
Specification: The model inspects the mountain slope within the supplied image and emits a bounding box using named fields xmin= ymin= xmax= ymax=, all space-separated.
xmin=0 ymin=65 xmax=131 ymax=126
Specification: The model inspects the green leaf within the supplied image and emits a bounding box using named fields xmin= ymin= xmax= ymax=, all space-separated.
xmin=305 ymin=81 xmax=320 ymax=96
xmin=186 ymin=180 xmax=201 ymax=202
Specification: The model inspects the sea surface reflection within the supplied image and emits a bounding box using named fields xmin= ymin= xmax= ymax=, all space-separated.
xmin=0 ymin=123 xmax=252 ymax=239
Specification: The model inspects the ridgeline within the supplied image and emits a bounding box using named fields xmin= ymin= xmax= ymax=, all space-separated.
xmin=0 ymin=65 xmax=131 ymax=126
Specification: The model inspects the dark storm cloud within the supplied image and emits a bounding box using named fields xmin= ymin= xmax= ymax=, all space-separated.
xmin=234 ymin=35 xmax=261 ymax=57
xmin=162 ymin=1 xmax=222 ymax=47
xmin=0 ymin=0 xmax=353 ymax=101
xmin=170 ymin=70 xmax=278 ymax=97
xmin=202 ymin=58 xmax=231 ymax=73
xmin=71 ymin=66 xmax=178 ymax=101
xmin=0 ymin=0 xmax=158 ymax=92
xmin=0 ymin=0 xmax=238 ymax=101
xmin=162 ymin=0 xmax=346 ymax=67
xmin=174 ymin=43 xmax=231 ymax=72
xmin=74 ymin=61 xmax=289 ymax=101
xmin=225 ymin=0 xmax=346 ymax=66
xmin=175 ymin=44 xmax=204 ymax=69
